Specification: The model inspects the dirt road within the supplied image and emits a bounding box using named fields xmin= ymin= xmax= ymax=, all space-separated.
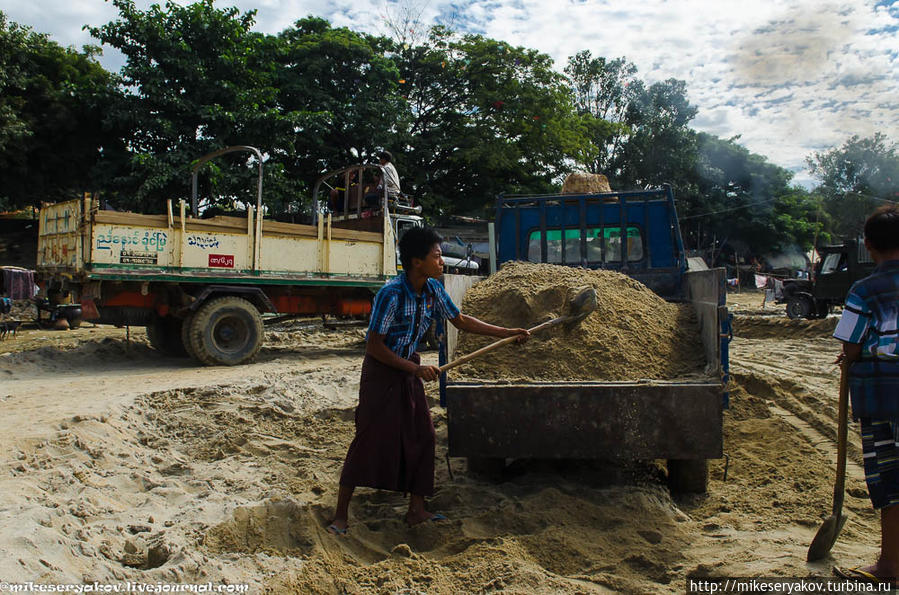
xmin=0 ymin=297 xmax=883 ymax=593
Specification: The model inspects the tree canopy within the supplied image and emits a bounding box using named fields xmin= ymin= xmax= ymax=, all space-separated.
xmin=0 ymin=12 xmax=116 ymax=211
xmin=87 ymin=0 xmax=302 ymax=213
xmin=0 ymin=2 xmax=892 ymax=265
xmin=393 ymin=27 xmax=594 ymax=215
xmin=807 ymin=133 xmax=899 ymax=239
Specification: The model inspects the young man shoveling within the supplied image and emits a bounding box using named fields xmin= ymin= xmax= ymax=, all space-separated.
xmin=832 ymin=205 xmax=899 ymax=584
xmin=328 ymin=227 xmax=529 ymax=534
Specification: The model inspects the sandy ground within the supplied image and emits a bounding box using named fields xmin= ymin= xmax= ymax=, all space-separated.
xmin=0 ymin=291 xmax=884 ymax=593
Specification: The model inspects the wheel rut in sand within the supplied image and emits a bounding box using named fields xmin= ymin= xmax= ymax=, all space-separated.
xmin=763 ymin=401 xmax=864 ymax=482
xmin=730 ymin=365 xmax=863 ymax=469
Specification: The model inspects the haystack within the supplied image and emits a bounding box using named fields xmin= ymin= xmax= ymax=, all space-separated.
xmin=561 ymin=171 xmax=612 ymax=194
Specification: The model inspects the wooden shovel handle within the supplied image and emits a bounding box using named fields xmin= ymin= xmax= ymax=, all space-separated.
xmin=832 ymin=360 xmax=850 ymax=515
xmin=437 ymin=334 xmax=520 ymax=374
xmin=436 ymin=315 xmax=567 ymax=374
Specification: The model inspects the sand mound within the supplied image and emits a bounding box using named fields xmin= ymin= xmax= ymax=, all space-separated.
xmin=2 ymin=320 xmax=887 ymax=591
xmin=454 ymin=262 xmax=706 ymax=381
xmin=733 ymin=315 xmax=837 ymax=339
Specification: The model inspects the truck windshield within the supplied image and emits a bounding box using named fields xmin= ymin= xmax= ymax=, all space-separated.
xmin=819 ymin=252 xmax=846 ymax=274
xmin=527 ymin=226 xmax=643 ymax=264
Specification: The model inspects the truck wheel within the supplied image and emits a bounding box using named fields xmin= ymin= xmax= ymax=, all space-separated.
xmin=814 ymin=301 xmax=832 ymax=319
xmin=467 ymin=457 xmax=506 ymax=480
xmin=146 ymin=316 xmax=188 ymax=357
xmin=667 ymin=459 xmax=708 ymax=494
xmin=786 ymin=296 xmax=811 ymax=320
xmin=189 ymin=296 xmax=263 ymax=366
xmin=180 ymin=312 xmax=200 ymax=361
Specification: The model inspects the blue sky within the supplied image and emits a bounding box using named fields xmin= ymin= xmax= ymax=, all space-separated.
xmin=2 ymin=0 xmax=897 ymax=188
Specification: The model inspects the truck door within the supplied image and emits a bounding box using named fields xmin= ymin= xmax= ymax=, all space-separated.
xmin=393 ymin=217 xmax=422 ymax=271
xmin=814 ymin=250 xmax=851 ymax=301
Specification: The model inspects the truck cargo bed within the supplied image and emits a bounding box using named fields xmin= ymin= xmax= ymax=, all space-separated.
xmin=446 ymin=380 xmax=722 ymax=460
xmin=439 ymin=268 xmax=729 ymax=485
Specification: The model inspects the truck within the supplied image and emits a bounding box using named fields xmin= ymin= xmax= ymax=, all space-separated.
xmin=779 ymin=239 xmax=874 ymax=319
xmin=36 ymin=146 xmax=467 ymax=365
xmin=438 ymin=186 xmax=731 ymax=493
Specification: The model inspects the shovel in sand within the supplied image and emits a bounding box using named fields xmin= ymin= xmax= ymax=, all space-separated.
xmin=807 ymin=360 xmax=850 ymax=562
xmin=438 ymin=286 xmax=598 ymax=374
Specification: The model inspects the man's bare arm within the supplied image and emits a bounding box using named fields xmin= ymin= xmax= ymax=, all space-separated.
xmin=449 ymin=313 xmax=529 ymax=342
xmin=366 ymin=332 xmax=439 ymax=381
xmin=840 ymin=341 xmax=863 ymax=364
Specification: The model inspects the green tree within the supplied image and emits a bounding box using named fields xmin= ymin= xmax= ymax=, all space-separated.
xmin=0 ymin=12 xmax=115 ymax=211
xmin=563 ymin=51 xmax=636 ymax=176
xmin=681 ymin=133 xmax=809 ymax=259
xmin=615 ymin=78 xmax=699 ymax=190
xmin=89 ymin=0 xmax=301 ymax=213
xmin=394 ymin=27 xmax=594 ymax=216
xmin=273 ymin=17 xmax=404 ymax=205
xmin=807 ymin=133 xmax=899 ymax=239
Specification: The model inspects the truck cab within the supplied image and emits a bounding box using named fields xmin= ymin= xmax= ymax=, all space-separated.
xmin=780 ymin=239 xmax=875 ymax=319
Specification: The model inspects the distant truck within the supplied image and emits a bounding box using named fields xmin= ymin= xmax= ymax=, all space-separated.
xmin=439 ymin=186 xmax=731 ymax=493
xmin=35 ymin=146 xmax=469 ymax=365
xmin=779 ymin=239 xmax=875 ymax=319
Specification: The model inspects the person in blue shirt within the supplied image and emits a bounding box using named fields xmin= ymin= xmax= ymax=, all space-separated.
xmin=328 ymin=227 xmax=529 ymax=534
xmin=833 ymin=204 xmax=899 ymax=583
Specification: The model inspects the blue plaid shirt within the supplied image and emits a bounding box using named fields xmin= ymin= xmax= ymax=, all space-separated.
xmin=834 ymin=259 xmax=899 ymax=420
xmin=367 ymin=273 xmax=461 ymax=359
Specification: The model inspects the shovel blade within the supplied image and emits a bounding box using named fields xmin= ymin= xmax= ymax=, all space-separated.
xmin=569 ymin=286 xmax=598 ymax=317
xmin=807 ymin=513 xmax=847 ymax=562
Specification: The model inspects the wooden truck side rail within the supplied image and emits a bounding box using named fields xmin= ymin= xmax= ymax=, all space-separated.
xmin=38 ymin=196 xmax=396 ymax=283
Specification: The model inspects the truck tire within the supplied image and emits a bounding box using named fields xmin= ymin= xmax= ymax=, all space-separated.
xmin=667 ymin=459 xmax=708 ymax=494
xmin=814 ymin=300 xmax=832 ymax=319
xmin=467 ymin=457 xmax=506 ymax=480
xmin=189 ymin=296 xmax=264 ymax=366
xmin=786 ymin=296 xmax=812 ymax=320
xmin=146 ymin=316 xmax=188 ymax=357
xmin=180 ymin=312 xmax=200 ymax=361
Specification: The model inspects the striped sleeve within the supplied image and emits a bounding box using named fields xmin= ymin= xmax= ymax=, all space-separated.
xmin=431 ymin=279 xmax=461 ymax=321
xmin=369 ymin=287 xmax=399 ymax=335
xmin=833 ymin=290 xmax=871 ymax=343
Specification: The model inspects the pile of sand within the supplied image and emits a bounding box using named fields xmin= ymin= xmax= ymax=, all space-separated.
xmin=1 ymin=317 xmax=885 ymax=591
xmin=453 ymin=262 xmax=706 ymax=381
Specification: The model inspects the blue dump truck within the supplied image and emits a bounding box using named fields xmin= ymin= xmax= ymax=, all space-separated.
xmin=439 ymin=186 xmax=731 ymax=492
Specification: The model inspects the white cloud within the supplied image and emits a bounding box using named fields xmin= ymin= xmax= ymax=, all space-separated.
xmin=1 ymin=0 xmax=896 ymax=188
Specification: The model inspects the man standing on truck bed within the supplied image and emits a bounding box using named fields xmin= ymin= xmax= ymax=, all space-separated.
xmin=328 ymin=227 xmax=529 ymax=533
xmin=833 ymin=204 xmax=899 ymax=584
xmin=364 ymin=150 xmax=401 ymax=207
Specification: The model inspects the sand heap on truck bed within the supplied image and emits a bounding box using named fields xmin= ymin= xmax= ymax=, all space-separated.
xmin=453 ymin=261 xmax=707 ymax=381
